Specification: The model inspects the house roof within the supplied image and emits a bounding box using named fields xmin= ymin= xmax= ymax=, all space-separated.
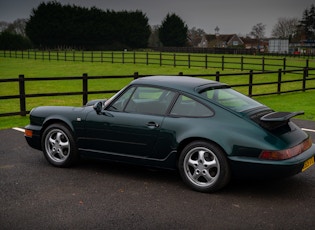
xmin=203 ymin=34 xmax=244 ymax=47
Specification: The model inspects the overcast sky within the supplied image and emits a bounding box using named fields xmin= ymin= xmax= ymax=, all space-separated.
xmin=0 ymin=0 xmax=314 ymax=37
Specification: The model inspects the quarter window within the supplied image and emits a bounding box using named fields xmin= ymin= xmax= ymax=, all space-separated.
xmin=170 ymin=95 xmax=213 ymax=117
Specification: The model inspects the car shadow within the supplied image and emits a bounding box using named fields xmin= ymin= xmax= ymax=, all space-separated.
xmin=222 ymin=175 xmax=314 ymax=198
xmin=73 ymin=158 xmax=314 ymax=197
xmin=76 ymin=158 xmax=181 ymax=183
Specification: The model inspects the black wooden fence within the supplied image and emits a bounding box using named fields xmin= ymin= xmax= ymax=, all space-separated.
xmin=0 ymin=68 xmax=314 ymax=117
xmin=0 ymin=50 xmax=313 ymax=72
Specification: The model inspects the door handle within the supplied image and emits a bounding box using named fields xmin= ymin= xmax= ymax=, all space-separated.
xmin=146 ymin=121 xmax=159 ymax=128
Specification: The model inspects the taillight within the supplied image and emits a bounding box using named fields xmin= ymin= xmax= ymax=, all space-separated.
xmin=259 ymin=137 xmax=312 ymax=160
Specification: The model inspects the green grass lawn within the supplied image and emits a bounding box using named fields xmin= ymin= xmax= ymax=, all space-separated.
xmin=0 ymin=55 xmax=315 ymax=130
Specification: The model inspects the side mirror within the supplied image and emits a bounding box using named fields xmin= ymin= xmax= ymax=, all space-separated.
xmin=86 ymin=99 xmax=107 ymax=106
xmin=93 ymin=101 xmax=103 ymax=114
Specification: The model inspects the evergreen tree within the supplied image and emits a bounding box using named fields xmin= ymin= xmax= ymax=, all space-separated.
xmin=0 ymin=31 xmax=32 ymax=50
xmin=25 ymin=1 xmax=150 ymax=49
xmin=159 ymin=13 xmax=188 ymax=47
xmin=300 ymin=4 xmax=315 ymax=40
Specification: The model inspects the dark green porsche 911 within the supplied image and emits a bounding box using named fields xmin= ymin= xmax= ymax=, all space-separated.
xmin=25 ymin=76 xmax=315 ymax=192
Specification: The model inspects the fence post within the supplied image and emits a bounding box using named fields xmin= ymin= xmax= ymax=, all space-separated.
xmin=283 ymin=57 xmax=286 ymax=74
xmin=160 ymin=52 xmax=162 ymax=66
xmin=146 ymin=52 xmax=149 ymax=65
xmin=179 ymin=72 xmax=183 ymax=76
xmin=82 ymin=73 xmax=88 ymax=105
xmin=205 ymin=54 xmax=208 ymax=69
xmin=134 ymin=72 xmax=139 ymax=79
xmin=262 ymin=57 xmax=265 ymax=72
xmin=248 ymin=70 xmax=253 ymax=97
xmin=174 ymin=54 xmax=176 ymax=67
xmin=133 ymin=51 xmax=136 ymax=64
xmin=303 ymin=67 xmax=308 ymax=92
xmin=221 ymin=56 xmax=224 ymax=71
xmin=277 ymin=69 xmax=282 ymax=94
xmin=19 ymin=75 xmax=26 ymax=116
xmin=241 ymin=56 xmax=244 ymax=71
xmin=188 ymin=54 xmax=191 ymax=68
xmin=216 ymin=71 xmax=220 ymax=82
xmin=122 ymin=51 xmax=124 ymax=64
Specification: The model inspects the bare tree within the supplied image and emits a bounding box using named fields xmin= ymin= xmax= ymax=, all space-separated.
xmin=0 ymin=21 xmax=9 ymax=32
xmin=10 ymin=19 xmax=27 ymax=36
xmin=1 ymin=19 xmax=27 ymax=36
xmin=148 ymin=25 xmax=162 ymax=47
xmin=271 ymin=17 xmax=299 ymax=39
xmin=250 ymin=23 xmax=266 ymax=39
xmin=188 ymin=27 xmax=205 ymax=47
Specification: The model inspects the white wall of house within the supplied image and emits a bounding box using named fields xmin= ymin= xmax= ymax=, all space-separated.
xmin=269 ymin=39 xmax=289 ymax=53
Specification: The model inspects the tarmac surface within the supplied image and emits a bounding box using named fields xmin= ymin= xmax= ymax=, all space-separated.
xmin=1 ymin=119 xmax=315 ymax=229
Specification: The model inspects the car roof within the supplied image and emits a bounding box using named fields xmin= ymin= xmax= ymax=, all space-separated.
xmin=131 ymin=76 xmax=227 ymax=93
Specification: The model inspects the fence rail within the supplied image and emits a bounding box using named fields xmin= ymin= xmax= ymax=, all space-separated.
xmin=0 ymin=50 xmax=313 ymax=72
xmin=0 ymin=68 xmax=314 ymax=117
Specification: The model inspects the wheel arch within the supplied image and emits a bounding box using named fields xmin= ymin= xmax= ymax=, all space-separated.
xmin=176 ymin=137 xmax=227 ymax=163
xmin=41 ymin=118 xmax=76 ymax=139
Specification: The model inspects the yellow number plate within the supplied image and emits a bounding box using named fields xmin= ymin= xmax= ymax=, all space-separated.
xmin=302 ymin=157 xmax=314 ymax=172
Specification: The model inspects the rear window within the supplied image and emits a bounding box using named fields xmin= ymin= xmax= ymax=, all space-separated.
xmin=200 ymin=88 xmax=263 ymax=112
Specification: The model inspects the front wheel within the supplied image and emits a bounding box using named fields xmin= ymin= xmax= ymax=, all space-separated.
xmin=41 ymin=123 xmax=78 ymax=167
xmin=178 ymin=141 xmax=230 ymax=192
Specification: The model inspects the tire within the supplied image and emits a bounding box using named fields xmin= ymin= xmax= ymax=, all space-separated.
xmin=41 ymin=123 xmax=78 ymax=167
xmin=178 ymin=141 xmax=230 ymax=192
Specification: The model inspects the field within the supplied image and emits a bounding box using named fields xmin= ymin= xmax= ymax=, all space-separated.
xmin=0 ymin=53 xmax=315 ymax=130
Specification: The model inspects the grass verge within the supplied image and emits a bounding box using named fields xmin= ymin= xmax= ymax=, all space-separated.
xmin=1 ymin=56 xmax=314 ymax=130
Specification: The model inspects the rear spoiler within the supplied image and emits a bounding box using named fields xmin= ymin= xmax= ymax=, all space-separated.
xmin=260 ymin=111 xmax=304 ymax=122
xmin=259 ymin=111 xmax=304 ymax=130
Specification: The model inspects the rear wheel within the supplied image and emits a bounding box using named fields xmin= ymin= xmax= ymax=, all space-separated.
xmin=41 ymin=123 xmax=78 ymax=167
xmin=178 ymin=141 xmax=230 ymax=192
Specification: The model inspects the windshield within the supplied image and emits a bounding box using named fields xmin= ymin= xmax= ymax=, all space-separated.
xmin=200 ymin=88 xmax=264 ymax=112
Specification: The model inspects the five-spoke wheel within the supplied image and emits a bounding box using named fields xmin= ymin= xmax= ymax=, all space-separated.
xmin=178 ymin=141 xmax=230 ymax=192
xmin=42 ymin=123 xmax=78 ymax=167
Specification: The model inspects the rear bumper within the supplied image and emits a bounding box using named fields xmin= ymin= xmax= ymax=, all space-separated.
xmin=229 ymin=144 xmax=315 ymax=179
xmin=24 ymin=124 xmax=42 ymax=150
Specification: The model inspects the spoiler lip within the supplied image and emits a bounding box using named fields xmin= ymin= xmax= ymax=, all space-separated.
xmin=260 ymin=111 xmax=305 ymax=122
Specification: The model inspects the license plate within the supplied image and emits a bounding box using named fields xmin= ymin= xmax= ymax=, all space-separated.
xmin=302 ymin=157 xmax=314 ymax=172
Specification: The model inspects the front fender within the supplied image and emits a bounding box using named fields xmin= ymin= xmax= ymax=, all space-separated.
xmin=29 ymin=106 xmax=91 ymax=138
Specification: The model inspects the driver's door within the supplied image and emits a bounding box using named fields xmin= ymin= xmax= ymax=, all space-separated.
xmin=82 ymin=86 xmax=175 ymax=158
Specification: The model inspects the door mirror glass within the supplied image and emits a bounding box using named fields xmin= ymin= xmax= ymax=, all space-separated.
xmin=93 ymin=101 xmax=103 ymax=114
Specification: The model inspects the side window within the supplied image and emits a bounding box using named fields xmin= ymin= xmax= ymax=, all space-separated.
xmin=125 ymin=86 xmax=175 ymax=115
xmin=108 ymin=87 xmax=135 ymax=112
xmin=170 ymin=95 xmax=213 ymax=117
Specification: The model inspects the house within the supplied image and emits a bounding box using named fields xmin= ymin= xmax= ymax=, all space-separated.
xmin=241 ymin=37 xmax=269 ymax=52
xmin=290 ymin=40 xmax=315 ymax=55
xmin=198 ymin=34 xmax=244 ymax=48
